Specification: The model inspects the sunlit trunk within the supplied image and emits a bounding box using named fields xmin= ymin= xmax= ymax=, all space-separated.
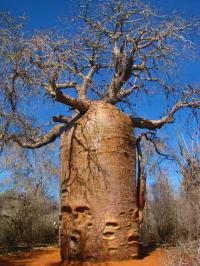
xmin=59 ymin=102 xmax=139 ymax=263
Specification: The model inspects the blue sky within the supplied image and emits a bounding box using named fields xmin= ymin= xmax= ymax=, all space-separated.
xmin=1 ymin=0 xmax=199 ymax=87
xmin=0 ymin=0 xmax=199 ymax=190
xmin=1 ymin=0 xmax=200 ymax=29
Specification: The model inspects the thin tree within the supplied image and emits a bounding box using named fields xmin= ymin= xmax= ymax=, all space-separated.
xmin=173 ymin=131 xmax=200 ymax=193
xmin=0 ymin=1 xmax=200 ymax=263
xmin=172 ymin=131 xmax=200 ymax=240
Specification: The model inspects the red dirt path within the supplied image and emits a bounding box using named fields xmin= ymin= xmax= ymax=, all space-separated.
xmin=0 ymin=247 xmax=165 ymax=266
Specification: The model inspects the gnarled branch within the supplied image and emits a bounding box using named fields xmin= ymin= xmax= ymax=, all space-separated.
xmin=11 ymin=124 xmax=66 ymax=149
xmin=52 ymin=115 xmax=70 ymax=123
xmin=79 ymin=65 xmax=98 ymax=100
xmin=11 ymin=113 xmax=82 ymax=149
xmin=52 ymin=91 xmax=91 ymax=113
xmin=131 ymin=100 xmax=200 ymax=130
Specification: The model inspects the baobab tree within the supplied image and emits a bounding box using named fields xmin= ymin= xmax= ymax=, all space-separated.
xmin=0 ymin=0 xmax=200 ymax=263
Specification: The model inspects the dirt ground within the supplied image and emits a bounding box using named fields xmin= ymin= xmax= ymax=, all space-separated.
xmin=0 ymin=246 xmax=165 ymax=266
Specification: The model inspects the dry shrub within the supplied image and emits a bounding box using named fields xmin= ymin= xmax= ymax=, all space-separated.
xmin=0 ymin=143 xmax=59 ymax=247
xmin=140 ymin=176 xmax=200 ymax=244
xmin=140 ymin=132 xmax=200 ymax=245
xmin=163 ymin=240 xmax=200 ymax=266
xmin=140 ymin=172 xmax=177 ymax=244
xmin=0 ymin=191 xmax=58 ymax=246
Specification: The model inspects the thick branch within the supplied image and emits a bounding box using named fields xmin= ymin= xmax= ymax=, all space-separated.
xmin=107 ymin=84 xmax=139 ymax=104
xmin=18 ymin=70 xmax=90 ymax=113
xmin=79 ymin=65 xmax=97 ymax=100
xmin=108 ymin=56 xmax=134 ymax=100
xmin=52 ymin=115 xmax=70 ymax=123
xmin=131 ymin=101 xmax=200 ymax=130
xmin=52 ymin=91 xmax=91 ymax=113
xmin=11 ymin=113 xmax=82 ymax=149
xmin=11 ymin=124 xmax=66 ymax=149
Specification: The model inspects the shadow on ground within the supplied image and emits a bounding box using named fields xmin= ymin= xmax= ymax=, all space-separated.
xmin=47 ymin=243 xmax=157 ymax=266
xmin=138 ymin=242 xmax=157 ymax=259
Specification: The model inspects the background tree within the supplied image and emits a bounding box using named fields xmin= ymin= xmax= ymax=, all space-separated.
xmin=140 ymin=132 xmax=200 ymax=266
xmin=172 ymin=130 xmax=200 ymax=240
xmin=0 ymin=0 xmax=200 ymax=263
xmin=0 ymin=143 xmax=59 ymax=246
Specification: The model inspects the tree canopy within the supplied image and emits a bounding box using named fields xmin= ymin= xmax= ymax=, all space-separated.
xmin=0 ymin=0 xmax=199 ymax=150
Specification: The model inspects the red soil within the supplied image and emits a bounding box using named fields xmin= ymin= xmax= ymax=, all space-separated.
xmin=0 ymin=246 xmax=164 ymax=266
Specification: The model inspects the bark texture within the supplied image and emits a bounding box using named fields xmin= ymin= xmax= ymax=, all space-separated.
xmin=60 ymin=102 xmax=139 ymax=263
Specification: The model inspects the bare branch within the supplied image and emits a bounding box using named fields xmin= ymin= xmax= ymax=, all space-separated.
xmin=52 ymin=91 xmax=91 ymax=113
xmin=56 ymin=81 xmax=78 ymax=90
xmin=79 ymin=65 xmax=97 ymax=100
xmin=83 ymin=16 xmax=111 ymax=37
xmin=138 ymin=132 xmax=171 ymax=159
xmin=18 ymin=69 xmax=89 ymax=112
xmin=52 ymin=115 xmax=70 ymax=123
xmin=9 ymin=112 xmax=82 ymax=149
xmin=131 ymin=100 xmax=200 ymax=130
xmin=11 ymin=124 xmax=66 ymax=149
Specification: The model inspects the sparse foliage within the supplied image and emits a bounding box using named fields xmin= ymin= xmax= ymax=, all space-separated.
xmin=0 ymin=1 xmax=199 ymax=149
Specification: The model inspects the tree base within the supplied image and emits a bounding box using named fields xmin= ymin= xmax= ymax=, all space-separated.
xmin=60 ymin=236 xmax=139 ymax=263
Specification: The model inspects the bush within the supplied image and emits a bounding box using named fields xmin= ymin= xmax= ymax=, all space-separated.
xmin=140 ymin=173 xmax=177 ymax=244
xmin=140 ymin=174 xmax=200 ymax=244
xmin=163 ymin=240 xmax=200 ymax=266
xmin=0 ymin=191 xmax=58 ymax=246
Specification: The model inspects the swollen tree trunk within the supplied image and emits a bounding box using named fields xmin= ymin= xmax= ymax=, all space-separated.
xmin=60 ymin=102 xmax=139 ymax=263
